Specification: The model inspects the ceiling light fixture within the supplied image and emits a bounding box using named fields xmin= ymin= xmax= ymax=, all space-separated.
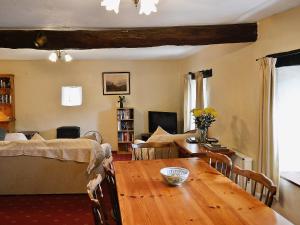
xmin=101 ymin=0 xmax=159 ymax=15
xmin=48 ymin=50 xmax=73 ymax=62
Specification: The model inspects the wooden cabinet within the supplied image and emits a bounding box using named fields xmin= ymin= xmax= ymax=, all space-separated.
xmin=0 ymin=74 xmax=15 ymax=132
xmin=117 ymin=108 xmax=134 ymax=152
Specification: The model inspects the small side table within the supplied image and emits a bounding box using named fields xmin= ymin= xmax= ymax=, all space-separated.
xmin=19 ymin=131 xmax=39 ymax=140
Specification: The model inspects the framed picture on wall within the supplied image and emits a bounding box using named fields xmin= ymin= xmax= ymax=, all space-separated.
xmin=102 ymin=72 xmax=131 ymax=95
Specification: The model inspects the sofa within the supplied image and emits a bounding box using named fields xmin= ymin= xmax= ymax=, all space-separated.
xmin=0 ymin=135 xmax=111 ymax=195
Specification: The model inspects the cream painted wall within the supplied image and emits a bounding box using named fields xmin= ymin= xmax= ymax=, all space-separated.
xmin=182 ymin=6 xmax=300 ymax=169
xmin=182 ymin=6 xmax=300 ymax=224
xmin=0 ymin=60 xmax=182 ymax=150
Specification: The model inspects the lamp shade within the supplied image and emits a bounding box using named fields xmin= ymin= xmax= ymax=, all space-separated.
xmin=61 ymin=86 xmax=82 ymax=106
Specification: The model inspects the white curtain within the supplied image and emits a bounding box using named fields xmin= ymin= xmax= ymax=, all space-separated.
xmin=183 ymin=74 xmax=193 ymax=132
xmin=195 ymin=71 xmax=204 ymax=109
xmin=258 ymin=57 xmax=280 ymax=192
xmin=183 ymin=72 xmax=205 ymax=132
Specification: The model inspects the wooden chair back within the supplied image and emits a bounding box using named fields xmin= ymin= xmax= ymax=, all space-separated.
xmin=102 ymin=156 xmax=115 ymax=184
xmin=102 ymin=156 xmax=121 ymax=224
xmin=87 ymin=174 xmax=107 ymax=225
xmin=131 ymin=142 xmax=173 ymax=160
xmin=206 ymin=151 xmax=233 ymax=178
xmin=232 ymin=166 xmax=277 ymax=207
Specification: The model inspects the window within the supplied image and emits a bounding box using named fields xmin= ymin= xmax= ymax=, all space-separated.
xmin=188 ymin=78 xmax=208 ymax=130
xmin=276 ymin=65 xmax=300 ymax=172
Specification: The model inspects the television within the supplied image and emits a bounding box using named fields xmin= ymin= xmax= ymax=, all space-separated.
xmin=148 ymin=111 xmax=177 ymax=134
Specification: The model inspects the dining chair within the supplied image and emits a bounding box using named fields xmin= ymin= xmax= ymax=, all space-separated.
xmin=131 ymin=142 xmax=173 ymax=160
xmin=232 ymin=166 xmax=277 ymax=207
xmin=206 ymin=151 xmax=233 ymax=178
xmin=102 ymin=156 xmax=121 ymax=225
xmin=87 ymin=174 xmax=108 ymax=225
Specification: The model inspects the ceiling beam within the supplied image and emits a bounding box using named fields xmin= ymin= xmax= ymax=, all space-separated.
xmin=0 ymin=23 xmax=257 ymax=50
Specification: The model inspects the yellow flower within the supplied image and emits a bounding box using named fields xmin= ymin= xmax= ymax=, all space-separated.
xmin=192 ymin=108 xmax=203 ymax=117
xmin=204 ymin=107 xmax=217 ymax=117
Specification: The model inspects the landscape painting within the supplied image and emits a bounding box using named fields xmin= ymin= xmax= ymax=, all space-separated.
xmin=102 ymin=72 xmax=130 ymax=95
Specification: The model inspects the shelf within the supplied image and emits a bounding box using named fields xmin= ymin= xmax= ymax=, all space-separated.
xmin=117 ymin=108 xmax=134 ymax=151
xmin=0 ymin=74 xmax=15 ymax=133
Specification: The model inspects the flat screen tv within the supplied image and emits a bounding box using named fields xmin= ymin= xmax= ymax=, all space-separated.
xmin=148 ymin=111 xmax=177 ymax=134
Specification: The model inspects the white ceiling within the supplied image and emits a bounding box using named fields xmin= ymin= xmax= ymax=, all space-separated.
xmin=0 ymin=0 xmax=300 ymax=28
xmin=0 ymin=0 xmax=299 ymax=60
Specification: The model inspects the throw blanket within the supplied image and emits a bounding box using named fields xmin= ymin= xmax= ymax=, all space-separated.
xmin=0 ymin=139 xmax=112 ymax=174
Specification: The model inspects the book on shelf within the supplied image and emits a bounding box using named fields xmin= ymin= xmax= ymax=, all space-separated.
xmin=118 ymin=121 xmax=133 ymax=131
xmin=117 ymin=109 xmax=133 ymax=120
xmin=0 ymin=94 xmax=12 ymax=104
xmin=118 ymin=132 xmax=134 ymax=142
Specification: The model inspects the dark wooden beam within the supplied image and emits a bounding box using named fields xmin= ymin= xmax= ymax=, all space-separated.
xmin=0 ymin=23 xmax=257 ymax=50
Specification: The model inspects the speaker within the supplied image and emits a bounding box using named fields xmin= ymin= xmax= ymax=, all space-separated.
xmin=57 ymin=126 xmax=80 ymax=139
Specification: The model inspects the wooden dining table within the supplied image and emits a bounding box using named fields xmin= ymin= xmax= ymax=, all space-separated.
xmin=114 ymin=158 xmax=292 ymax=225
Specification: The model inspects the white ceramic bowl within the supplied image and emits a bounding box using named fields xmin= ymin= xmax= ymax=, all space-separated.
xmin=160 ymin=167 xmax=190 ymax=186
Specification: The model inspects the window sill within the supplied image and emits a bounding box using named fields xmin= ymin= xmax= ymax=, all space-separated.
xmin=281 ymin=172 xmax=300 ymax=188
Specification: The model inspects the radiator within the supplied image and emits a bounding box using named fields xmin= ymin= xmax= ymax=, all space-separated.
xmin=232 ymin=151 xmax=253 ymax=170
xmin=232 ymin=151 xmax=253 ymax=192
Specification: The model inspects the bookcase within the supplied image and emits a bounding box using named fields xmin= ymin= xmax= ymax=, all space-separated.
xmin=0 ymin=74 xmax=15 ymax=132
xmin=117 ymin=108 xmax=134 ymax=152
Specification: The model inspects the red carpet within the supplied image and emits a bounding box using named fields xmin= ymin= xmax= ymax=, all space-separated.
xmin=112 ymin=151 xmax=132 ymax=161
xmin=0 ymin=194 xmax=94 ymax=225
xmin=0 ymin=152 xmax=131 ymax=225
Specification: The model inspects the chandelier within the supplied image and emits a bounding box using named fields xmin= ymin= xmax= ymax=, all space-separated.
xmin=101 ymin=0 xmax=159 ymax=15
xmin=49 ymin=50 xmax=73 ymax=62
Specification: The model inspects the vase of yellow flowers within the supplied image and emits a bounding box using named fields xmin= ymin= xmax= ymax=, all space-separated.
xmin=191 ymin=107 xmax=217 ymax=143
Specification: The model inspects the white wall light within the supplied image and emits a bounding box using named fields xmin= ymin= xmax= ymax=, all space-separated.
xmin=100 ymin=0 xmax=159 ymax=15
xmin=101 ymin=0 xmax=121 ymax=14
xmin=61 ymin=86 xmax=82 ymax=106
xmin=139 ymin=0 xmax=159 ymax=15
xmin=49 ymin=50 xmax=73 ymax=63
xmin=49 ymin=52 xmax=58 ymax=62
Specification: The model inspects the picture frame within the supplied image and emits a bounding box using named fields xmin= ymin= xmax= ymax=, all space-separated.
xmin=102 ymin=72 xmax=131 ymax=95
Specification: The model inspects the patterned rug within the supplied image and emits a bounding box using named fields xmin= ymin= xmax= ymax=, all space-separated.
xmin=0 ymin=152 xmax=132 ymax=225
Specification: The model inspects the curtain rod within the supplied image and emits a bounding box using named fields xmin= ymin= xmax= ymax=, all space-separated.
xmin=256 ymin=48 xmax=300 ymax=61
xmin=189 ymin=69 xmax=213 ymax=78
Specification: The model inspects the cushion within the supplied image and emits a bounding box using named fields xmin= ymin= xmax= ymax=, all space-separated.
xmin=152 ymin=126 xmax=169 ymax=136
xmin=79 ymin=133 xmax=97 ymax=141
xmin=4 ymin=133 xmax=28 ymax=141
xmin=147 ymin=133 xmax=197 ymax=143
xmin=147 ymin=128 xmax=199 ymax=143
xmin=31 ymin=133 xmax=45 ymax=141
